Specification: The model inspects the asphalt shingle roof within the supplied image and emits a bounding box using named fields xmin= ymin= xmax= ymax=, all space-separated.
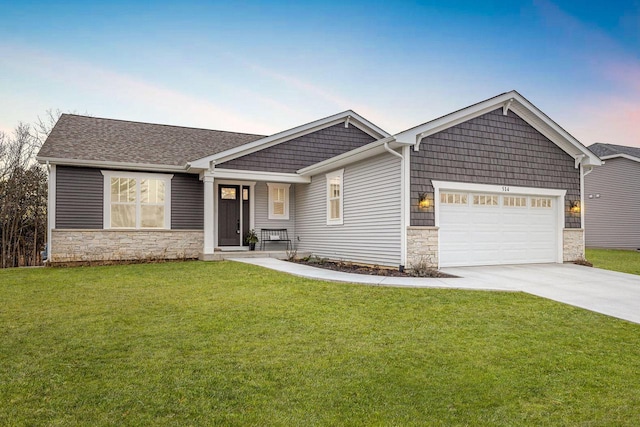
xmin=589 ymin=143 xmax=640 ymax=159
xmin=38 ymin=114 xmax=266 ymax=167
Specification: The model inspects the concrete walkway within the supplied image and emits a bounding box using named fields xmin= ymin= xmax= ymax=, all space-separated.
xmin=229 ymin=257 xmax=640 ymax=325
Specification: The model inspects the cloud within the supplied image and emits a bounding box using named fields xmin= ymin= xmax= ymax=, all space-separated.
xmin=0 ymin=43 xmax=278 ymax=134
xmin=532 ymin=1 xmax=640 ymax=147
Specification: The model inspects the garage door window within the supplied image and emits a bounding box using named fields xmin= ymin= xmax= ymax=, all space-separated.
xmin=440 ymin=193 xmax=467 ymax=204
xmin=504 ymin=196 xmax=527 ymax=207
xmin=531 ymin=197 xmax=552 ymax=208
xmin=473 ymin=194 xmax=498 ymax=206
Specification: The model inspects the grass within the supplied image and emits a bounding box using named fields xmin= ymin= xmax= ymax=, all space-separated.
xmin=586 ymin=248 xmax=640 ymax=275
xmin=1 ymin=261 xmax=640 ymax=426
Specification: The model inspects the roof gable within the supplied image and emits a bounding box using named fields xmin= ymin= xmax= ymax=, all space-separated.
xmin=394 ymin=90 xmax=601 ymax=167
xmin=189 ymin=110 xmax=389 ymax=170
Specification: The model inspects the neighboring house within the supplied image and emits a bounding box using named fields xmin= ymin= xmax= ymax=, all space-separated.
xmin=37 ymin=90 xmax=601 ymax=268
xmin=585 ymin=143 xmax=640 ymax=250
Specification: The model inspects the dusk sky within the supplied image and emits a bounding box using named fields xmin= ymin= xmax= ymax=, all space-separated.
xmin=1 ymin=1 xmax=638 ymax=147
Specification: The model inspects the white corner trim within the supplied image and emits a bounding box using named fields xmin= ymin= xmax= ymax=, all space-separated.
xmin=266 ymin=183 xmax=290 ymax=220
xmin=213 ymin=168 xmax=310 ymax=183
xmin=326 ymin=169 xmax=344 ymax=225
xmin=401 ymin=145 xmax=411 ymax=267
xmin=47 ymin=164 xmax=56 ymax=260
xmin=101 ymin=170 xmax=173 ymax=230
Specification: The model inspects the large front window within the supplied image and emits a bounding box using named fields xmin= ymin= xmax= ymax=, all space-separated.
xmin=102 ymin=171 xmax=172 ymax=229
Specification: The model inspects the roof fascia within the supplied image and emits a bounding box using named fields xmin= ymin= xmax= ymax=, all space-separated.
xmin=394 ymin=91 xmax=602 ymax=167
xmin=600 ymin=153 xmax=640 ymax=163
xmin=36 ymin=156 xmax=189 ymax=173
xmin=189 ymin=110 xmax=390 ymax=169
xmin=211 ymin=168 xmax=311 ymax=183
xmin=297 ymin=136 xmax=397 ymax=176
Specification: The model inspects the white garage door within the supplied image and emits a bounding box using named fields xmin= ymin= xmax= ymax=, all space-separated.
xmin=439 ymin=192 xmax=559 ymax=267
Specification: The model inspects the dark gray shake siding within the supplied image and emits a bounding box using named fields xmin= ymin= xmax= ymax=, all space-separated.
xmin=171 ymin=174 xmax=204 ymax=229
xmin=411 ymin=109 xmax=581 ymax=228
xmin=56 ymin=166 xmax=104 ymax=229
xmin=585 ymin=157 xmax=640 ymax=249
xmin=218 ymin=123 xmax=376 ymax=173
xmin=55 ymin=166 xmax=203 ymax=230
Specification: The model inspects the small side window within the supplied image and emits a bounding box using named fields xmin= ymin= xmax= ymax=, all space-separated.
xmin=267 ymin=183 xmax=290 ymax=220
xmin=326 ymin=169 xmax=344 ymax=225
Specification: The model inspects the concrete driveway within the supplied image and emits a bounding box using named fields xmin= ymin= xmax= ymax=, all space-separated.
xmin=231 ymin=258 xmax=640 ymax=325
xmin=441 ymin=263 xmax=640 ymax=324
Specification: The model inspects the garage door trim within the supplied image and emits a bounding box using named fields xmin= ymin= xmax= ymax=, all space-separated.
xmin=432 ymin=180 xmax=567 ymax=267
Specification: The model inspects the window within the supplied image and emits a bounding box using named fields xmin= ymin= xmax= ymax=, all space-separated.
xmin=221 ymin=187 xmax=236 ymax=200
xmin=440 ymin=192 xmax=468 ymax=205
xmin=531 ymin=197 xmax=552 ymax=208
xmin=267 ymin=183 xmax=290 ymax=220
xmin=473 ymin=194 xmax=499 ymax=206
xmin=326 ymin=169 xmax=344 ymax=225
xmin=102 ymin=171 xmax=172 ymax=229
xmin=503 ymin=196 xmax=527 ymax=208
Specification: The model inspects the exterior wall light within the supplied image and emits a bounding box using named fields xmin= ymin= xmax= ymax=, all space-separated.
xmin=569 ymin=200 xmax=581 ymax=214
xmin=418 ymin=193 xmax=431 ymax=209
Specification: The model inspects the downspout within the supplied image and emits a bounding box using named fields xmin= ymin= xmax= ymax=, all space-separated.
xmin=384 ymin=142 xmax=406 ymax=271
xmin=384 ymin=141 xmax=403 ymax=160
xmin=578 ymin=159 xmax=595 ymax=260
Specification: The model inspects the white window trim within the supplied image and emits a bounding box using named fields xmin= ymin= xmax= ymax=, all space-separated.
xmin=326 ymin=169 xmax=344 ymax=225
xmin=101 ymin=170 xmax=173 ymax=230
xmin=267 ymin=183 xmax=290 ymax=220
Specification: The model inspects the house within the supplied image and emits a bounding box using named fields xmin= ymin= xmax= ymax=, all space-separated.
xmin=585 ymin=143 xmax=640 ymax=250
xmin=37 ymin=90 xmax=601 ymax=268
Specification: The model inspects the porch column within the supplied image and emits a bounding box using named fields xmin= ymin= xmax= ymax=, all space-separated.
xmin=203 ymin=173 xmax=215 ymax=254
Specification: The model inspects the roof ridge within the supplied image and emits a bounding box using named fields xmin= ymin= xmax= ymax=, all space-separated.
xmin=60 ymin=113 xmax=267 ymax=138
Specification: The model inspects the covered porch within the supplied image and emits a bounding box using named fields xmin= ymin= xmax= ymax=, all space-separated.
xmin=198 ymin=169 xmax=310 ymax=259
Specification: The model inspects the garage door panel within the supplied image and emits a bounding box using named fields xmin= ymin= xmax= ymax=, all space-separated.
xmin=439 ymin=191 xmax=559 ymax=267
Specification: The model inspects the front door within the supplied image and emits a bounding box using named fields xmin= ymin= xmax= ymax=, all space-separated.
xmin=218 ymin=185 xmax=251 ymax=247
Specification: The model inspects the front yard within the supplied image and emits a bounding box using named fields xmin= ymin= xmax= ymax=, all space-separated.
xmin=2 ymin=261 xmax=640 ymax=425
xmin=586 ymin=248 xmax=640 ymax=275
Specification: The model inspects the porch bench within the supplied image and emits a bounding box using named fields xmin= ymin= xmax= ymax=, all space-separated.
xmin=260 ymin=228 xmax=291 ymax=251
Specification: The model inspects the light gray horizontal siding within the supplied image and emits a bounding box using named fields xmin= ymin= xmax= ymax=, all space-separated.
xmin=254 ymin=182 xmax=296 ymax=250
xmin=56 ymin=166 xmax=103 ymax=229
xmin=295 ymin=153 xmax=402 ymax=267
xmin=585 ymin=157 xmax=640 ymax=249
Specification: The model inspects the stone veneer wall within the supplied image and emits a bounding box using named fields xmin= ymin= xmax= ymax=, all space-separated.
xmin=563 ymin=228 xmax=585 ymax=262
xmin=51 ymin=229 xmax=203 ymax=263
xmin=406 ymin=226 xmax=439 ymax=269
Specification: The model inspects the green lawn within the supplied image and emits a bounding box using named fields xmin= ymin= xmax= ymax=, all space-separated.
xmin=586 ymin=248 xmax=640 ymax=275
xmin=1 ymin=262 xmax=640 ymax=426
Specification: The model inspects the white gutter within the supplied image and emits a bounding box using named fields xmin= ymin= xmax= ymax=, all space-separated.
xmin=36 ymin=157 xmax=189 ymax=173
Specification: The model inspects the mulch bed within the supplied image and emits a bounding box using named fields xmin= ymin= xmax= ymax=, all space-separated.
xmin=292 ymin=259 xmax=456 ymax=278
